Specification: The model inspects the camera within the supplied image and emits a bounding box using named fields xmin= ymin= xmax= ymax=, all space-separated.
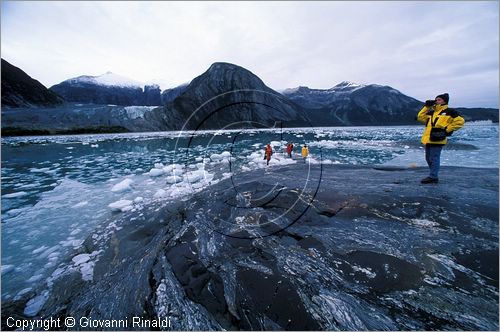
xmin=425 ymin=100 xmax=435 ymax=107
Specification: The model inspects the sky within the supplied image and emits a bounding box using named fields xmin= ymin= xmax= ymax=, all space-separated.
xmin=1 ymin=1 xmax=499 ymax=108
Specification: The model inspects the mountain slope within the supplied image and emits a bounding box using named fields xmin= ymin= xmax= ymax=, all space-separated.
xmin=160 ymin=62 xmax=309 ymax=130
xmin=1 ymin=59 xmax=65 ymax=108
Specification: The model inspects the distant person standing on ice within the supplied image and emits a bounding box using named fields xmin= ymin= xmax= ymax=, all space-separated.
xmin=417 ymin=93 xmax=464 ymax=184
xmin=286 ymin=142 xmax=294 ymax=158
xmin=301 ymin=144 xmax=309 ymax=162
xmin=264 ymin=143 xmax=273 ymax=165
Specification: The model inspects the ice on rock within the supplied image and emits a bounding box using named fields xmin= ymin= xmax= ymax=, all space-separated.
xmin=108 ymin=199 xmax=133 ymax=212
xmin=71 ymin=254 xmax=95 ymax=282
xmin=72 ymin=253 xmax=91 ymax=265
xmin=111 ymin=178 xmax=134 ymax=192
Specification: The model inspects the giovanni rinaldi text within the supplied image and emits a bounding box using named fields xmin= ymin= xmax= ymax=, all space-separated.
xmin=6 ymin=316 xmax=172 ymax=330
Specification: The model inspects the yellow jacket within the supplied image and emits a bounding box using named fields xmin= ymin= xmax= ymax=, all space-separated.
xmin=301 ymin=146 xmax=309 ymax=157
xmin=417 ymin=104 xmax=464 ymax=145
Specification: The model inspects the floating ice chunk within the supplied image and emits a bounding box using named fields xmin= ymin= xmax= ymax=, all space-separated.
xmin=108 ymin=199 xmax=133 ymax=212
xmin=3 ymin=191 xmax=29 ymax=198
xmin=29 ymin=167 xmax=51 ymax=173
xmin=172 ymin=169 xmax=184 ymax=176
xmin=154 ymin=189 xmax=167 ymax=198
xmin=27 ymin=274 xmax=43 ymax=282
xmin=154 ymin=163 xmax=164 ymax=169
xmin=220 ymin=151 xmax=231 ymax=158
xmin=39 ymin=245 xmax=60 ymax=259
xmin=18 ymin=183 xmax=39 ymax=189
xmin=15 ymin=287 xmax=32 ymax=299
xmin=72 ymin=201 xmax=88 ymax=208
xmin=91 ymin=144 xmax=99 ymax=148
xmin=70 ymin=229 xmax=81 ymax=236
xmin=134 ymin=196 xmax=144 ymax=203
xmin=111 ymin=178 xmax=134 ymax=192
xmin=2 ymin=265 xmax=15 ymax=275
xmin=24 ymin=291 xmax=49 ymax=317
xmin=185 ymin=170 xmax=205 ymax=183
xmin=166 ymin=175 xmax=183 ymax=184
xmin=210 ymin=154 xmax=223 ymax=161
xmin=32 ymin=245 xmax=49 ymax=254
xmin=149 ymin=168 xmax=164 ymax=177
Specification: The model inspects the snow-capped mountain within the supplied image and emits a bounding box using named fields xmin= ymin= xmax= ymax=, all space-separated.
xmin=63 ymin=71 xmax=143 ymax=88
xmin=282 ymin=82 xmax=424 ymax=125
xmin=50 ymin=72 xmax=161 ymax=106
xmin=2 ymin=61 xmax=497 ymax=135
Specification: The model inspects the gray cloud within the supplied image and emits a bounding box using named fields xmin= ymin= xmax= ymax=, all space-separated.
xmin=1 ymin=1 xmax=498 ymax=107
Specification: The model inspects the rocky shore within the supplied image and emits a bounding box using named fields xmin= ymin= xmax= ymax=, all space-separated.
xmin=2 ymin=164 xmax=498 ymax=330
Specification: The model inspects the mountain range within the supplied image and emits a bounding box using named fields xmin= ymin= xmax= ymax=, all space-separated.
xmin=1 ymin=58 xmax=497 ymax=135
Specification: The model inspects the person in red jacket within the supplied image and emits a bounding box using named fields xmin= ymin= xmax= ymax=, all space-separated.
xmin=286 ymin=142 xmax=294 ymax=158
xmin=264 ymin=143 xmax=273 ymax=165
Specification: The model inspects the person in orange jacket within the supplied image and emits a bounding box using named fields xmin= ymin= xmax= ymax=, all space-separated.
xmin=417 ymin=93 xmax=464 ymax=184
xmin=264 ymin=143 xmax=273 ymax=165
xmin=286 ymin=142 xmax=294 ymax=158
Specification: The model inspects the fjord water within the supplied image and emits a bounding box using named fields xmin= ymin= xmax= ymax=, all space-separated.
xmin=1 ymin=123 xmax=498 ymax=304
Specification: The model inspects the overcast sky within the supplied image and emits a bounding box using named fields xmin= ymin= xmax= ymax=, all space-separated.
xmin=1 ymin=1 xmax=498 ymax=107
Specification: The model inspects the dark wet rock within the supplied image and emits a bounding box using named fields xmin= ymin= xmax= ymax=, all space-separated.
xmin=3 ymin=164 xmax=498 ymax=330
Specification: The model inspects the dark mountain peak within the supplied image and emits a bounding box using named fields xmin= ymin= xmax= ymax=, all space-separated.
xmin=168 ymin=62 xmax=306 ymax=130
xmin=1 ymin=58 xmax=65 ymax=108
xmin=207 ymin=62 xmax=243 ymax=72
xmin=195 ymin=62 xmax=269 ymax=92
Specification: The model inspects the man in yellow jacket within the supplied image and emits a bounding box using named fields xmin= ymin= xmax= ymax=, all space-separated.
xmin=417 ymin=93 xmax=464 ymax=184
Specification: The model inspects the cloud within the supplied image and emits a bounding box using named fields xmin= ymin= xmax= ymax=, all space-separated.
xmin=1 ymin=1 xmax=498 ymax=107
